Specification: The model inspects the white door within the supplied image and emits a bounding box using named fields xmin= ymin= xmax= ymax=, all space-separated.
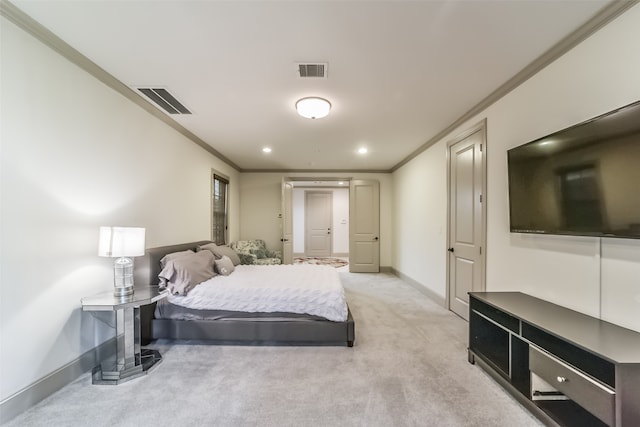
xmin=448 ymin=124 xmax=486 ymax=320
xmin=281 ymin=180 xmax=293 ymax=264
xmin=305 ymin=191 xmax=332 ymax=257
xmin=349 ymin=179 xmax=380 ymax=273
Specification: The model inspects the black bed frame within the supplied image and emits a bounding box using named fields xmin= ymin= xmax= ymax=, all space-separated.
xmin=137 ymin=241 xmax=355 ymax=347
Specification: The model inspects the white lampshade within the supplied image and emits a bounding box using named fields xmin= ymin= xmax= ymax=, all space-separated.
xmin=296 ymin=97 xmax=331 ymax=119
xmin=98 ymin=226 xmax=145 ymax=257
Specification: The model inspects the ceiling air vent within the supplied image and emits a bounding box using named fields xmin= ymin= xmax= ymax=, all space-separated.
xmin=296 ymin=62 xmax=328 ymax=78
xmin=137 ymin=88 xmax=191 ymax=114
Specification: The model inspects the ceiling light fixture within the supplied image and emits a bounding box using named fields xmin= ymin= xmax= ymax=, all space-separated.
xmin=358 ymin=147 xmax=368 ymax=154
xmin=296 ymin=97 xmax=331 ymax=119
xmin=262 ymin=147 xmax=272 ymax=153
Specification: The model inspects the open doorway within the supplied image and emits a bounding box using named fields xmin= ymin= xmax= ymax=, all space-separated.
xmin=282 ymin=179 xmax=350 ymax=268
xmin=293 ymin=182 xmax=349 ymax=264
xmin=282 ymin=178 xmax=380 ymax=272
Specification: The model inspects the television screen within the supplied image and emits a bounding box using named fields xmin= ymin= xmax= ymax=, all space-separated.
xmin=507 ymin=100 xmax=640 ymax=239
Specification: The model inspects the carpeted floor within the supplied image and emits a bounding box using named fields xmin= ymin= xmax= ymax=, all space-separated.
xmin=4 ymin=272 xmax=542 ymax=427
xmin=294 ymin=256 xmax=349 ymax=269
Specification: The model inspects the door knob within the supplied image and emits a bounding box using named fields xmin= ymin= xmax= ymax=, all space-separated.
xmin=448 ymin=247 xmax=454 ymax=253
xmin=374 ymin=236 xmax=379 ymax=241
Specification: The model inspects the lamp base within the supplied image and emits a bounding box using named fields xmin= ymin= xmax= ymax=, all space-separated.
xmin=113 ymin=285 xmax=134 ymax=297
xmin=113 ymin=257 xmax=135 ymax=297
xmin=92 ymin=349 xmax=162 ymax=385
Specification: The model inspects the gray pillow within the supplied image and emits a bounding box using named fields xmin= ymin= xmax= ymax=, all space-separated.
xmin=214 ymin=255 xmax=235 ymax=276
xmin=198 ymin=243 xmax=241 ymax=266
xmin=158 ymin=250 xmax=216 ymax=295
xmin=251 ymin=248 xmax=267 ymax=259
xmin=160 ymin=249 xmax=194 ymax=268
xmin=197 ymin=243 xmax=218 ymax=254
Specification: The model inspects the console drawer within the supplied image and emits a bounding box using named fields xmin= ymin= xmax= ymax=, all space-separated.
xmin=529 ymin=346 xmax=615 ymax=426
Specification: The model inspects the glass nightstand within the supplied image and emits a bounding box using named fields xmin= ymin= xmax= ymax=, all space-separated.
xmin=81 ymin=286 xmax=168 ymax=385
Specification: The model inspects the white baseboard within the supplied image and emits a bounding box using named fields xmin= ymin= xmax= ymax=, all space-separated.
xmin=0 ymin=338 xmax=115 ymax=424
xmin=390 ymin=268 xmax=446 ymax=308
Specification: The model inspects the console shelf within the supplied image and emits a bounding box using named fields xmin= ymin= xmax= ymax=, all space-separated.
xmin=468 ymin=292 xmax=640 ymax=427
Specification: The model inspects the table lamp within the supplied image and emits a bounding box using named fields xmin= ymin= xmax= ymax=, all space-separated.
xmin=98 ymin=226 xmax=145 ymax=297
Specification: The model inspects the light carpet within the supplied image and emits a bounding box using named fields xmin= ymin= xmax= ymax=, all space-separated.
xmin=294 ymin=257 xmax=348 ymax=269
xmin=4 ymin=272 xmax=542 ymax=427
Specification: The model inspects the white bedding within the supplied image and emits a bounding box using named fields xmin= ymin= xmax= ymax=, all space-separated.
xmin=166 ymin=264 xmax=348 ymax=322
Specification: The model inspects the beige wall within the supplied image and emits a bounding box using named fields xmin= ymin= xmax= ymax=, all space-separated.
xmin=0 ymin=16 xmax=239 ymax=401
xmin=392 ymin=4 xmax=640 ymax=331
xmin=392 ymin=141 xmax=448 ymax=296
xmin=239 ymin=172 xmax=393 ymax=266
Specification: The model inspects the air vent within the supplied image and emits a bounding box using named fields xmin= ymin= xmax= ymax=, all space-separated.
xmin=137 ymin=88 xmax=191 ymax=114
xmin=296 ymin=62 xmax=328 ymax=78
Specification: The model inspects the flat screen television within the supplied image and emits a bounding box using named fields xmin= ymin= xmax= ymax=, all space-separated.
xmin=507 ymin=100 xmax=640 ymax=239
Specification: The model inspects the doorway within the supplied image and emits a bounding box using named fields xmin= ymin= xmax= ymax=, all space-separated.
xmin=281 ymin=178 xmax=380 ymax=273
xmin=293 ymin=184 xmax=349 ymax=259
xmin=447 ymin=121 xmax=487 ymax=320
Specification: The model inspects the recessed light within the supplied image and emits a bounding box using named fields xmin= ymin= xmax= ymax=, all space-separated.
xmin=357 ymin=147 xmax=368 ymax=154
xmin=262 ymin=147 xmax=272 ymax=153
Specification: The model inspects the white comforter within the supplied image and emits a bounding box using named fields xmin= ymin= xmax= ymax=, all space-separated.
xmin=166 ymin=264 xmax=348 ymax=322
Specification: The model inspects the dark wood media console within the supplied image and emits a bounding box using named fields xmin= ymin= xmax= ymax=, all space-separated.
xmin=468 ymin=292 xmax=640 ymax=427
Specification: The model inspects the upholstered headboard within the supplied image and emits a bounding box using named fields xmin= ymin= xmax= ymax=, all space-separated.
xmin=134 ymin=240 xmax=213 ymax=287
xmin=137 ymin=240 xmax=212 ymax=344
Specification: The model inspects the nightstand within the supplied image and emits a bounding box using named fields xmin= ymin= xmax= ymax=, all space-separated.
xmin=81 ymin=286 xmax=168 ymax=385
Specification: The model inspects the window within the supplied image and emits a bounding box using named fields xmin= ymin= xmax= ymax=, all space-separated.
xmin=212 ymin=173 xmax=229 ymax=245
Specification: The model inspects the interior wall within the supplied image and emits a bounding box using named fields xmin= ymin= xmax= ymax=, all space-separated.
xmin=292 ymin=187 xmax=349 ymax=255
xmin=239 ymin=173 xmax=392 ymax=267
xmin=392 ymin=4 xmax=640 ymax=331
xmin=392 ymin=141 xmax=448 ymax=295
xmin=0 ymin=16 xmax=239 ymax=402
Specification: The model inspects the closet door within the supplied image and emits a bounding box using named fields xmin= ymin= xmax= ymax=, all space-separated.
xmin=448 ymin=124 xmax=486 ymax=320
xmin=349 ymin=180 xmax=379 ymax=273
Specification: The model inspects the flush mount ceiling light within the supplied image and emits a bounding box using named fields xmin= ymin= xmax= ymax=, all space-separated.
xmin=296 ymin=97 xmax=331 ymax=119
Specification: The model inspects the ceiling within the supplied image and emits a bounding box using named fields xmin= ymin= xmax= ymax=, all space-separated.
xmin=8 ymin=0 xmax=618 ymax=172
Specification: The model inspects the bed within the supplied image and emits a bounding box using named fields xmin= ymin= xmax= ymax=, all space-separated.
xmin=137 ymin=241 xmax=355 ymax=347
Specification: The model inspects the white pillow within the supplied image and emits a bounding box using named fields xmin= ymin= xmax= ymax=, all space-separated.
xmin=214 ymin=255 xmax=235 ymax=276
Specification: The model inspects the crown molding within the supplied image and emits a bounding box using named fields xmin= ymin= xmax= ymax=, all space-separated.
xmin=5 ymin=0 xmax=636 ymax=174
xmin=390 ymin=0 xmax=640 ymax=172
xmin=1 ymin=0 xmax=241 ymax=171
xmin=241 ymin=168 xmax=391 ymax=174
